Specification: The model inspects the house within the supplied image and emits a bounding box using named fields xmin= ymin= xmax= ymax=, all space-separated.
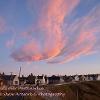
xmin=92 ymin=74 xmax=98 ymax=80
xmin=88 ymin=74 xmax=97 ymax=81
xmin=19 ymin=74 xmax=47 ymax=86
xmin=97 ymin=74 xmax=100 ymax=80
xmin=13 ymin=75 xmax=19 ymax=85
xmin=1 ymin=74 xmax=19 ymax=86
xmin=26 ymin=74 xmax=36 ymax=85
xmin=63 ymin=75 xmax=73 ymax=82
xmin=84 ymin=75 xmax=89 ymax=81
xmin=19 ymin=75 xmax=27 ymax=85
xmin=0 ymin=76 xmax=5 ymax=87
xmin=48 ymin=75 xmax=60 ymax=84
xmin=44 ymin=75 xmax=48 ymax=84
xmin=74 ymin=75 xmax=79 ymax=81
xmin=78 ymin=75 xmax=86 ymax=81
xmin=35 ymin=75 xmax=46 ymax=85
xmin=59 ymin=76 xmax=64 ymax=83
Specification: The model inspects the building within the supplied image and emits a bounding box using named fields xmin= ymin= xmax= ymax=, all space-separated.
xmin=97 ymin=74 xmax=100 ymax=80
xmin=19 ymin=76 xmax=27 ymax=85
xmin=1 ymin=74 xmax=19 ymax=86
xmin=74 ymin=75 xmax=79 ymax=81
xmin=26 ymin=74 xmax=36 ymax=85
xmin=0 ymin=76 xmax=5 ymax=87
xmin=35 ymin=75 xmax=46 ymax=85
xmin=48 ymin=75 xmax=60 ymax=84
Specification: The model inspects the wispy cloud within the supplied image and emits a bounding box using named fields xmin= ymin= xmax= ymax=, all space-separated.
xmin=11 ymin=0 xmax=100 ymax=64
xmin=0 ymin=16 xmax=6 ymax=34
xmin=48 ymin=5 xmax=100 ymax=63
xmin=6 ymin=39 xmax=15 ymax=48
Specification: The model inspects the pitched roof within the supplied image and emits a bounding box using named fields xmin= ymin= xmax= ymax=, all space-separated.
xmin=48 ymin=75 xmax=60 ymax=80
xmin=19 ymin=77 xmax=27 ymax=81
xmin=1 ymin=75 xmax=16 ymax=81
xmin=37 ymin=76 xmax=43 ymax=79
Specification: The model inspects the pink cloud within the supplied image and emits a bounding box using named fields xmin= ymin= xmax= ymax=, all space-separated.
xmin=39 ymin=0 xmax=79 ymax=59
xmin=0 ymin=16 xmax=6 ymax=34
xmin=6 ymin=39 xmax=15 ymax=48
xmin=48 ymin=5 xmax=100 ymax=63
xmin=11 ymin=1 xmax=100 ymax=64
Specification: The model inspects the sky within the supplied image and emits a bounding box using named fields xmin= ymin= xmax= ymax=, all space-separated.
xmin=0 ymin=0 xmax=100 ymax=76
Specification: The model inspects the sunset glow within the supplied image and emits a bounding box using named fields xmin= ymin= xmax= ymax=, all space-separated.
xmin=0 ymin=0 xmax=100 ymax=75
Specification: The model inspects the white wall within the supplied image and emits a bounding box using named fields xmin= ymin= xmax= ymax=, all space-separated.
xmin=97 ymin=75 xmax=100 ymax=80
xmin=13 ymin=75 xmax=19 ymax=86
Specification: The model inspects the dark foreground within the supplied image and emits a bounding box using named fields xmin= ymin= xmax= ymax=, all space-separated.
xmin=0 ymin=81 xmax=100 ymax=100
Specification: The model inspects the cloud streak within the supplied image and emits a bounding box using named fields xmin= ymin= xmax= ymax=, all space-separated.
xmin=0 ymin=16 xmax=6 ymax=34
xmin=11 ymin=0 xmax=100 ymax=64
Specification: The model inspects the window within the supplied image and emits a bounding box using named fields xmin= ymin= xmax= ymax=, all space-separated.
xmin=15 ymin=81 xmax=18 ymax=85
